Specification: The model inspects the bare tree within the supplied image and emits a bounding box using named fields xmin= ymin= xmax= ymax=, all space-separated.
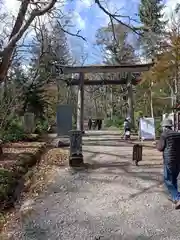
xmin=0 ymin=0 xmax=58 ymax=83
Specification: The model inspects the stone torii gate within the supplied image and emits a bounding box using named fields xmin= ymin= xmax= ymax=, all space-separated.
xmin=55 ymin=62 xmax=154 ymax=132
xmin=54 ymin=62 xmax=154 ymax=167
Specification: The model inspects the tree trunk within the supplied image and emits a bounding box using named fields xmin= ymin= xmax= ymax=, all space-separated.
xmin=150 ymin=86 xmax=154 ymax=118
xmin=0 ymin=0 xmax=30 ymax=82
xmin=110 ymin=86 xmax=113 ymax=119
xmin=0 ymin=0 xmax=57 ymax=83
xmin=57 ymin=80 xmax=61 ymax=102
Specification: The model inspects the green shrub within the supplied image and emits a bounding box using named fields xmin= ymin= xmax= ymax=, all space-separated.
xmin=134 ymin=111 xmax=143 ymax=119
xmin=35 ymin=119 xmax=48 ymax=134
xmin=104 ymin=116 xmax=124 ymax=128
xmin=2 ymin=129 xmax=25 ymax=142
xmin=104 ymin=118 xmax=113 ymax=128
xmin=155 ymin=118 xmax=162 ymax=137
xmin=0 ymin=168 xmax=17 ymax=201
xmin=0 ymin=117 xmax=26 ymax=142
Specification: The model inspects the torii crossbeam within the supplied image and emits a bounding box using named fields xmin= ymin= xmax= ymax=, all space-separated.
xmin=53 ymin=62 xmax=153 ymax=74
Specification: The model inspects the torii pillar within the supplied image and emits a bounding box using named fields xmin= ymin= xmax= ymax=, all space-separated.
xmin=69 ymin=72 xmax=84 ymax=168
xmin=127 ymin=73 xmax=135 ymax=127
xmin=77 ymin=72 xmax=84 ymax=133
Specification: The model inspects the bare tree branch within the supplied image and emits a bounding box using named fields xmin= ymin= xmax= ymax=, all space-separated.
xmin=95 ymin=0 xmax=144 ymax=36
xmin=2 ymin=0 xmax=57 ymax=55
xmin=48 ymin=10 xmax=86 ymax=41
xmin=60 ymin=28 xmax=86 ymax=41
xmin=0 ymin=0 xmax=58 ymax=83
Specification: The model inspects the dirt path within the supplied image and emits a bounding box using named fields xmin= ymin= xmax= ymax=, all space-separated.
xmin=2 ymin=131 xmax=180 ymax=240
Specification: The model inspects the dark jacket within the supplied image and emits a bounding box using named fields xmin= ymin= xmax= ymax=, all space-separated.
xmin=124 ymin=120 xmax=131 ymax=130
xmin=157 ymin=128 xmax=180 ymax=166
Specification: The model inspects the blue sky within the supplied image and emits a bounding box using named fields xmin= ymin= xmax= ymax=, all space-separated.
xmin=63 ymin=0 xmax=179 ymax=64
xmin=2 ymin=0 xmax=180 ymax=65
xmin=65 ymin=0 xmax=141 ymax=64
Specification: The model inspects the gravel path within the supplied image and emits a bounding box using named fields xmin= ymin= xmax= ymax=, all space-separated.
xmin=4 ymin=131 xmax=180 ymax=240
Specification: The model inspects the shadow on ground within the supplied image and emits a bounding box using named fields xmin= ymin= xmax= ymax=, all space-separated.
xmin=83 ymin=138 xmax=156 ymax=149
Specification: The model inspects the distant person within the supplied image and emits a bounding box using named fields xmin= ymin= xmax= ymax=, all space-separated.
xmin=92 ymin=119 xmax=97 ymax=129
xmin=100 ymin=119 xmax=102 ymax=130
xmin=94 ymin=119 xmax=97 ymax=130
xmin=122 ymin=118 xmax=131 ymax=138
xmin=88 ymin=118 xmax=92 ymax=130
xmin=126 ymin=116 xmax=131 ymax=122
xmin=157 ymin=118 xmax=180 ymax=209
xmin=97 ymin=119 xmax=102 ymax=130
xmin=124 ymin=118 xmax=131 ymax=129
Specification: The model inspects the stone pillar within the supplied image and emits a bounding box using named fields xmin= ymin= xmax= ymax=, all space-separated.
xmin=77 ymin=72 xmax=84 ymax=133
xmin=69 ymin=130 xmax=83 ymax=167
xmin=23 ymin=112 xmax=35 ymax=134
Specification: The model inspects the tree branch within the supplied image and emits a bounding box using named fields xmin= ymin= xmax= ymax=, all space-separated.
xmin=49 ymin=12 xmax=86 ymax=41
xmin=34 ymin=0 xmax=57 ymax=16
xmin=60 ymin=28 xmax=86 ymax=41
xmin=95 ymin=0 xmax=144 ymax=36
xmin=0 ymin=0 xmax=58 ymax=56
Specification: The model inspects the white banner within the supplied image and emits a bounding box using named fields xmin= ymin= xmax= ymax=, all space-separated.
xmin=140 ymin=117 xmax=156 ymax=140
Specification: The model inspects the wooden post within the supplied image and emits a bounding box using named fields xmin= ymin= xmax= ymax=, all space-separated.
xmin=127 ymin=73 xmax=135 ymax=127
xmin=110 ymin=86 xmax=113 ymax=119
xmin=150 ymin=84 xmax=154 ymax=118
xmin=77 ymin=72 xmax=84 ymax=132
xmin=69 ymin=130 xmax=83 ymax=167
xmin=132 ymin=144 xmax=143 ymax=166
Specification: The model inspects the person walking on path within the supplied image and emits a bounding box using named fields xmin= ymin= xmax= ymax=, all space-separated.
xmin=122 ymin=118 xmax=131 ymax=139
xmin=157 ymin=118 xmax=180 ymax=209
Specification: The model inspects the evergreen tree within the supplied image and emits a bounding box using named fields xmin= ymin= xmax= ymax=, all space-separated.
xmin=50 ymin=21 xmax=71 ymax=66
xmin=21 ymin=21 xmax=73 ymax=121
xmin=139 ymin=0 xmax=167 ymax=58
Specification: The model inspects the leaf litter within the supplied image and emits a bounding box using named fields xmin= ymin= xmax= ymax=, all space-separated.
xmin=1 ymin=146 xmax=69 ymax=239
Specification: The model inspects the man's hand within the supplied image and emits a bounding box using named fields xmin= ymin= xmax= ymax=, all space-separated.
xmin=156 ymin=136 xmax=165 ymax=152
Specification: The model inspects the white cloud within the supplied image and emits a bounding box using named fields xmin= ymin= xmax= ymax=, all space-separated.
xmin=72 ymin=0 xmax=94 ymax=29
xmin=74 ymin=0 xmax=110 ymax=27
xmin=70 ymin=11 xmax=86 ymax=29
xmin=161 ymin=0 xmax=180 ymax=31
xmin=164 ymin=0 xmax=180 ymax=20
xmin=75 ymin=0 xmax=94 ymax=12
xmin=3 ymin=0 xmax=20 ymax=15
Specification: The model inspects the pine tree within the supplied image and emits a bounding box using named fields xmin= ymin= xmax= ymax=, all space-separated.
xmin=22 ymin=21 xmax=73 ymax=121
xmin=50 ymin=21 xmax=71 ymax=66
xmin=139 ymin=0 xmax=167 ymax=58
